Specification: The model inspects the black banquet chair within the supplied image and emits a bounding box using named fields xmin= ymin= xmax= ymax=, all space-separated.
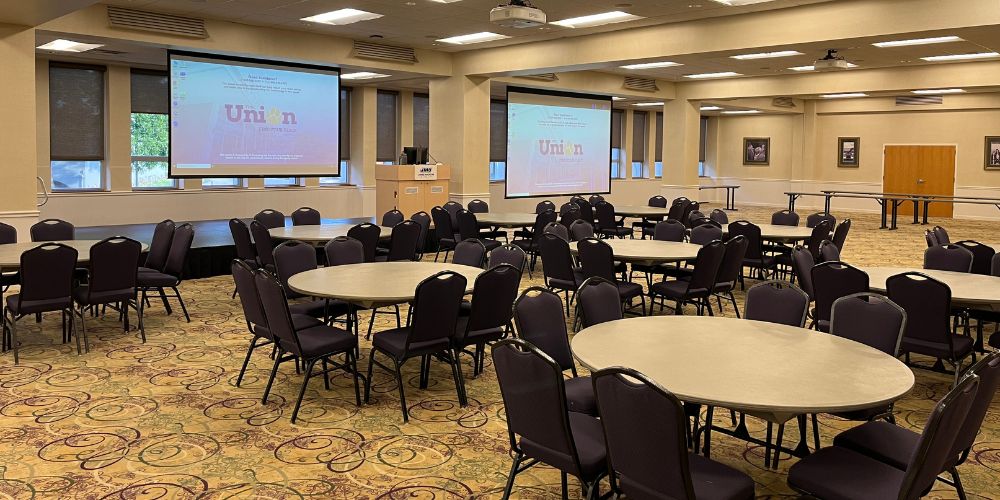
xmin=250 ymin=220 xmax=277 ymax=272
xmin=30 ymin=218 xmax=74 ymax=241
xmin=452 ymin=264 xmax=521 ymax=378
xmin=431 ymin=206 xmax=459 ymax=262
xmin=648 ymin=240 xmax=725 ymax=316
xmin=253 ymin=209 xmax=285 ymax=229
xmin=924 ymin=244 xmax=973 ymax=273
xmin=488 ymin=244 xmax=526 ymax=274
xmin=728 ymin=221 xmax=774 ymax=283
xmin=952 ymin=240 xmax=994 ymax=275
xmin=457 ymin=210 xmax=501 ymax=251
xmin=578 ymin=238 xmax=645 ymax=316
xmin=3 ymin=243 xmax=79 ymax=364
xmin=410 ymin=211 xmax=432 ymax=259
xmin=744 ymin=280 xmax=809 ymax=328
xmin=453 ymin=239 xmax=487 ymax=268
xmin=493 ymin=338 xmax=608 ymax=500
xmin=594 ymin=202 xmax=630 ymax=239
xmin=810 ymin=261 xmax=869 ymax=332
xmin=806 ymin=212 xmax=836 ymax=228
xmin=513 ymin=210 xmax=557 ymax=274
xmin=144 ymin=219 xmax=176 ymax=273
xmin=0 ymin=223 xmax=18 ymax=292
xmin=539 ymin=233 xmax=583 ymax=313
xmin=594 ymin=367 xmax=755 ymax=500
xmin=74 ymin=237 xmax=144 ymax=344
xmin=347 ymin=223 xmax=381 ymax=264
xmin=467 ymin=199 xmax=488 ymax=213
xmin=138 ymin=223 xmax=195 ymax=323
xmin=273 ymin=240 xmax=345 ymax=323
xmin=291 ymin=207 xmax=321 ymax=226
xmin=376 ymin=220 xmax=421 ymax=262
xmin=577 ymin=276 xmax=623 ymax=329
xmin=381 ymin=209 xmax=404 ymax=228
xmin=228 ymin=218 xmax=255 ymax=272
xmin=712 ymin=235 xmax=748 ymax=318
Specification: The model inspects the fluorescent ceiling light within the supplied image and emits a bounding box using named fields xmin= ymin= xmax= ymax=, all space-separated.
xmin=700 ymin=106 xmax=723 ymax=111
xmin=721 ymin=110 xmax=761 ymax=114
xmin=620 ymin=61 xmax=682 ymax=70
xmin=921 ymin=52 xmax=999 ymax=62
xmin=302 ymin=8 xmax=383 ymax=25
xmin=912 ymin=88 xmax=965 ymax=94
xmin=788 ymin=63 xmax=858 ymax=71
xmin=684 ymin=71 xmax=742 ymax=79
xmin=731 ymin=50 xmax=803 ymax=60
xmin=633 ymin=102 xmax=664 ymax=107
xmin=341 ymin=72 xmax=391 ymax=80
xmin=821 ymin=93 xmax=868 ymax=99
xmin=872 ymin=35 xmax=963 ymax=48
xmin=550 ymin=11 xmax=643 ymax=28
xmin=429 ymin=0 xmax=463 ymax=2
xmin=611 ymin=97 xmax=625 ymax=101
xmin=37 ymin=39 xmax=103 ymax=52
xmin=437 ymin=32 xmax=510 ymax=44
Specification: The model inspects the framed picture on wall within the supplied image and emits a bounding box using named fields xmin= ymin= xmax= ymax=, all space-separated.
xmin=986 ymin=137 xmax=1000 ymax=170
xmin=838 ymin=137 xmax=860 ymax=168
xmin=743 ymin=137 xmax=770 ymax=165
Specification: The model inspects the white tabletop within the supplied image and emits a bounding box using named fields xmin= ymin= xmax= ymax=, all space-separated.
xmin=475 ymin=212 xmax=537 ymax=227
xmin=614 ymin=205 xmax=671 ymax=218
xmin=269 ymin=224 xmax=393 ymax=243
xmin=571 ymin=239 xmax=702 ymax=265
xmin=572 ymin=316 xmax=914 ymax=423
xmin=861 ymin=266 xmax=1000 ymax=310
xmin=723 ymin=223 xmax=814 ymax=242
xmin=287 ymin=262 xmax=482 ymax=308
xmin=0 ymin=240 xmax=150 ymax=268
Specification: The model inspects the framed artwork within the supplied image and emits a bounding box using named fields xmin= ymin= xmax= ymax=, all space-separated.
xmin=838 ymin=137 xmax=860 ymax=168
xmin=986 ymin=136 xmax=1000 ymax=170
xmin=743 ymin=137 xmax=770 ymax=165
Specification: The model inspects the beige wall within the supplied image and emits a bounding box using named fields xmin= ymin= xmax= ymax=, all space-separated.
xmin=0 ymin=24 xmax=40 ymax=238
xmin=714 ymin=114 xmax=800 ymax=180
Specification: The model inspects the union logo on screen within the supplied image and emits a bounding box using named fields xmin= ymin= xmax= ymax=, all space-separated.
xmin=537 ymin=140 xmax=583 ymax=156
xmin=224 ymin=104 xmax=297 ymax=125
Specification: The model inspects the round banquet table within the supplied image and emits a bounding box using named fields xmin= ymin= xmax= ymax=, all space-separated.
xmin=287 ymin=262 xmax=482 ymax=308
xmin=475 ymin=212 xmax=536 ymax=228
xmin=613 ymin=205 xmax=671 ymax=218
xmin=860 ymin=266 xmax=1000 ymax=311
xmin=572 ymin=316 xmax=914 ymax=425
xmin=570 ymin=239 xmax=702 ymax=266
xmin=269 ymin=224 xmax=392 ymax=243
xmin=0 ymin=240 xmax=150 ymax=269
xmin=722 ymin=223 xmax=813 ymax=243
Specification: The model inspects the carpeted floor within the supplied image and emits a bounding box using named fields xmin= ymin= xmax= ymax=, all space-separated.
xmin=1 ymin=207 xmax=999 ymax=499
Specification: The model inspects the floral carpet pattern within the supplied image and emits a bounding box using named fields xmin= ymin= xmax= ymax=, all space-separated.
xmin=1 ymin=207 xmax=999 ymax=499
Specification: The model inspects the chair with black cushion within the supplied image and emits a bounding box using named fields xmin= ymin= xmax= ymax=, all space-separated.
xmin=690 ymin=223 xmax=723 ymax=246
xmin=30 ymin=218 xmax=74 ymax=241
xmin=144 ymin=219 xmax=176 ymax=272
xmin=594 ymin=367 xmax=755 ymax=500
xmin=578 ymin=238 xmax=645 ymax=316
xmin=771 ymin=210 xmax=800 ymax=226
xmin=453 ymin=264 xmax=520 ymax=377
xmin=924 ymin=244 xmax=973 ymax=273
xmin=227 ymin=219 xmax=253 ymax=298
xmin=535 ymin=200 xmax=556 ymax=214
xmin=686 ymin=211 xmax=707 ymax=229
xmin=631 ymin=219 xmax=688 ymax=286
xmin=273 ymin=240 xmax=344 ymax=323
xmin=431 ymin=206 xmax=459 ymax=262
xmin=574 ymin=197 xmax=595 ymax=225
xmin=324 ymin=236 xmax=364 ymax=266
xmin=365 ymin=271 xmax=468 ymax=422
xmin=588 ymin=194 xmax=605 ymax=205
xmin=488 ymin=244 xmax=526 ymax=274
xmin=653 ymin=220 xmax=686 ymax=242
xmin=932 ymin=225 xmax=951 ymax=245
xmin=138 ymin=223 xmax=194 ymax=323
xmin=745 ymin=280 xmax=809 ymax=328
xmin=776 ymin=220 xmax=830 ymax=277
xmin=728 ymin=221 xmax=774 ymax=284
xmin=832 ymin=352 xmax=1000 ymax=500
xmin=381 ymin=209 xmax=404 ymax=228
xmin=559 ymin=204 xmax=582 ymax=229
xmin=513 ymin=287 xmax=595 ymax=416
xmin=569 ymin=220 xmax=595 ymax=241
xmin=632 ymin=195 xmax=667 ymax=238
xmin=680 ymin=202 xmax=699 ymax=229
xmin=789 ymin=245 xmax=815 ymax=300
xmin=250 ymin=220 xmax=277 ymax=272
xmin=712 ymin=236 xmax=748 ymax=318
xmin=649 ymin=240 xmax=725 ymax=317
xmin=253 ymin=209 xmax=285 ymax=229
xmin=493 ymin=339 xmax=608 ymax=500
xmin=453 ymin=239 xmax=487 ymax=268
xmin=818 ymin=239 xmax=840 ymax=263
xmin=787 ymin=375 xmax=980 ymax=500
xmin=925 ymin=230 xmax=939 ymax=248
xmin=804 ymin=219 xmax=833 ymax=260
xmin=467 ymin=199 xmax=489 ymax=213
xmin=953 ymin=240 xmax=995 ymax=275
xmin=410 ymin=211 xmax=431 ymax=259
xmin=543 ymin=221 xmax=570 ymax=242
xmin=667 ymin=198 xmax=691 ymax=223
xmin=832 ymin=218 xmax=852 ymax=252
xmin=888 ymin=272 xmax=976 ymax=385
xmin=443 ymin=200 xmax=464 ymax=228
xmin=810 ymin=261 xmax=869 ymax=332
xmin=74 ymin=237 xmax=143 ymax=345
xmin=577 ymin=277 xmax=623 ymax=329
xmin=255 ymin=270 xmax=362 ymax=423
xmin=690 ymin=217 xmax=721 ymax=230
xmin=539 ymin=233 xmax=583 ymax=313
xmin=347 ymin=223 xmax=381 ymax=263
xmin=0 ymin=223 xmax=19 ymax=292
xmin=291 ymin=207 xmax=321 ymax=226
xmin=512 ymin=210 xmax=557 ymax=274
xmin=3 ymin=243 xmax=79 ymax=364
xmin=806 ymin=212 xmax=836 ymax=228
xmin=595 ymin=202 xmax=631 ymax=238
xmin=710 ymin=208 xmax=729 ymax=225
xmin=376 ymin=220 xmax=421 ymax=262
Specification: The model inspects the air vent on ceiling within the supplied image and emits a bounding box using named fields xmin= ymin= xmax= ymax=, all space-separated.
xmin=623 ymin=76 xmax=659 ymax=92
xmin=90 ymin=49 xmax=128 ymax=56
xmin=772 ymin=97 xmax=796 ymax=108
xmin=107 ymin=6 xmax=207 ymax=38
xmin=518 ymin=73 xmax=559 ymax=82
xmin=351 ymin=41 xmax=417 ymax=64
xmin=896 ymin=95 xmax=943 ymax=106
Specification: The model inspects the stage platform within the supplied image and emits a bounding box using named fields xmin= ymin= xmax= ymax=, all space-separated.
xmin=77 ymin=217 xmax=373 ymax=280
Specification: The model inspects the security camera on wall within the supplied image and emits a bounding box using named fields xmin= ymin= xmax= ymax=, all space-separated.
xmin=491 ymin=0 xmax=547 ymax=28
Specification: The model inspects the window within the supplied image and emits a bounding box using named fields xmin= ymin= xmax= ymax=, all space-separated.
xmin=50 ymin=63 xmax=105 ymax=190
xmin=654 ymin=112 xmax=663 ymax=178
xmin=376 ymin=90 xmax=398 ymax=164
xmin=631 ymin=111 xmax=648 ymax=179
xmin=699 ymin=116 xmax=709 ymax=177
xmin=611 ymin=109 xmax=624 ymax=179
xmin=264 ymin=177 xmax=298 ymax=187
xmin=321 ymin=89 xmax=351 ymax=185
xmin=130 ymin=70 xmax=173 ymax=189
xmin=320 ymin=160 xmax=350 ymax=185
xmin=413 ymin=93 xmax=429 ymax=148
xmin=489 ymin=99 xmax=507 ymax=181
xmin=202 ymin=178 xmax=241 ymax=188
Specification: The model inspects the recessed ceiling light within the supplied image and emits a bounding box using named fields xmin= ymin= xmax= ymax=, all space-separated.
xmin=611 ymin=96 xmax=625 ymax=101
xmin=620 ymin=61 xmax=682 ymax=70
xmin=700 ymin=106 xmax=723 ymax=111
xmin=921 ymin=52 xmax=999 ymax=62
xmin=550 ymin=11 xmax=644 ymax=28
xmin=731 ymin=50 xmax=803 ymax=60
xmin=341 ymin=72 xmax=391 ymax=80
xmin=684 ymin=71 xmax=742 ymax=79
xmin=37 ymin=39 xmax=103 ymax=52
xmin=633 ymin=102 xmax=664 ymax=107
xmin=872 ymin=35 xmax=963 ymax=48
xmin=821 ymin=93 xmax=868 ymax=99
xmin=912 ymin=88 xmax=965 ymax=94
xmin=721 ymin=110 xmax=761 ymax=114
xmin=788 ymin=63 xmax=858 ymax=71
xmin=436 ymin=32 xmax=511 ymax=44
xmin=301 ymin=8 xmax=383 ymax=25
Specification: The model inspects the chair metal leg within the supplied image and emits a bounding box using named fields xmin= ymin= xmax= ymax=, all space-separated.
xmin=560 ymin=472 xmax=568 ymax=500
xmin=291 ymin=358 xmax=317 ymax=423
xmin=951 ymin=467 xmax=967 ymax=500
xmin=773 ymin=422 xmax=786 ymax=469
xmin=811 ymin=413 xmax=821 ymax=450
xmin=364 ymin=350 xmax=377 ymax=403
xmin=394 ymin=359 xmax=409 ymax=423
xmin=158 ymin=287 xmax=173 ymax=315
xmin=8 ymin=312 xmax=19 ymax=365
xmin=172 ymin=287 xmax=190 ymax=322
xmin=321 ymin=358 xmax=331 ymax=390
xmin=501 ymin=452 xmax=523 ymax=500
xmin=349 ymin=352 xmax=363 ymax=406
xmin=451 ymin=348 xmax=468 ymax=406
xmin=236 ymin=336 xmax=265 ymax=387
xmin=262 ymin=349 xmax=283 ymax=404
xmin=764 ymin=423 xmax=773 ymax=468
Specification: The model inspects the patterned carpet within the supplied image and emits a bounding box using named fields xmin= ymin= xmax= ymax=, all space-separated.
xmin=1 ymin=207 xmax=999 ymax=499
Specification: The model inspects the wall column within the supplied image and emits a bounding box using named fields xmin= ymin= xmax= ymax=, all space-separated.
xmin=350 ymin=86 xmax=378 ymax=216
xmin=107 ymin=64 xmax=132 ymax=192
xmin=399 ymin=91 xmax=414 ymax=150
xmin=660 ymin=99 xmax=702 ymax=202
xmin=428 ymin=75 xmax=490 ymax=206
xmin=0 ymin=25 xmax=40 ymax=239
xmin=797 ymin=100 xmax=819 ymax=198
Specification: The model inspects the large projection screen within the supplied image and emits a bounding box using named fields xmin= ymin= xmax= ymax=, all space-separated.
xmin=505 ymin=86 xmax=612 ymax=199
xmin=168 ymin=51 xmax=340 ymax=178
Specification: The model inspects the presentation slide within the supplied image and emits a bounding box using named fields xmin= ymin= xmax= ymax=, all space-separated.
xmin=505 ymin=87 xmax=612 ymax=198
xmin=169 ymin=52 xmax=340 ymax=178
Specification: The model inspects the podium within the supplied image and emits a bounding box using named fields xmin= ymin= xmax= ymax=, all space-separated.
xmin=375 ymin=164 xmax=451 ymax=217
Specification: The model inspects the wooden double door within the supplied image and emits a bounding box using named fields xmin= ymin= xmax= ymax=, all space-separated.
xmin=883 ymin=145 xmax=956 ymax=218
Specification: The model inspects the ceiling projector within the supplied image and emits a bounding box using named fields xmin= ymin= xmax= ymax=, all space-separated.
xmin=491 ymin=0 xmax=546 ymax=28
xmin=813 ymin=49 xmax=852 ymax=71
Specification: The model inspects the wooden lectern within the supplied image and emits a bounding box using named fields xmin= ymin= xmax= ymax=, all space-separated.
xmin=375 ymin=164 xmax=451 ymax=217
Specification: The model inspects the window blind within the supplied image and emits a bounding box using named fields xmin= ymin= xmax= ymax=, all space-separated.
xmin=632 ymin=111 xmax=647 ymax=163
xmin=130 ymin=69 xmax=168 ymax=114
xmin=490 ymin=100 xmax=507 ymax=162
xmin=413 ymin=93 xmax=429 ymax=148
xmin=50 ymin=63 xmax=106 ymax=161
xmin=376 ymin=90 xmax=398 ymax=162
